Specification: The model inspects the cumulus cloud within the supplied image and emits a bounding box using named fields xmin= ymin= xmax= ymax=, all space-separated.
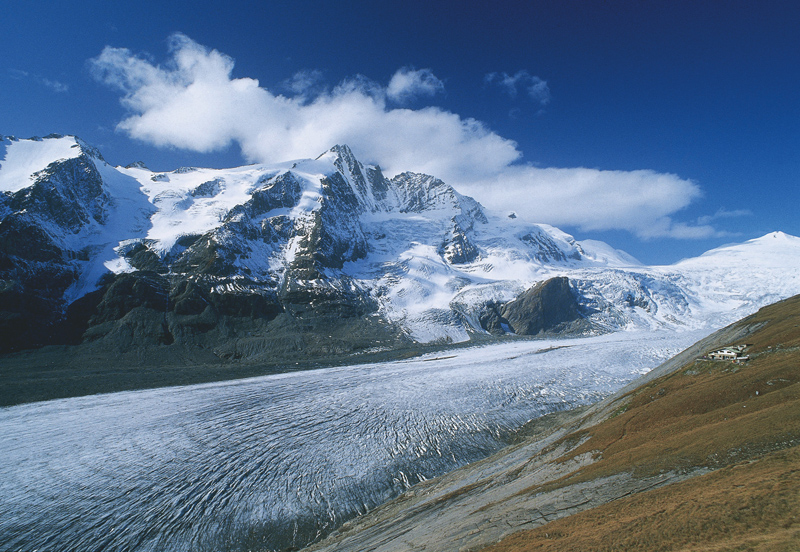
xmin=458 ymin=165 xmax=716 ymax=239
xmin=485 ymin=70 xmax=550 ymax=105
xmin=90 ymin=34 xmax=517 ymax=178
xmin=386 ymin=67 xmax=445 ymax=103
xmin=90 ymin=33 xmax=714 ymax=240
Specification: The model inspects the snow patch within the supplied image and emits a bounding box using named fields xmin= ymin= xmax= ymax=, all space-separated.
xmin=0 ymin=135 xmax=82 ymax=193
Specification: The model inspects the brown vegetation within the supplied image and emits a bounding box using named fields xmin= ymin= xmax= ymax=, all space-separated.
xmin=482 ymin=294 xmax=800 ymax=551
xmin=482 ymin=447 xmax=800 ymax=552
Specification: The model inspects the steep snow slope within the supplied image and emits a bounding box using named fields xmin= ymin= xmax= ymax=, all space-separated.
xmin=0 ymin=135 xmax=83 ymax=193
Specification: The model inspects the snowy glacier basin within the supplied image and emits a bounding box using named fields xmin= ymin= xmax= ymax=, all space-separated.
xmin=0 ymin=330 xmax=706 ymax=552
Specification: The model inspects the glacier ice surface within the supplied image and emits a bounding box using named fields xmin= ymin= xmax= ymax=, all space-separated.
xmin=0 ymin=330 xmax=705 ymax=552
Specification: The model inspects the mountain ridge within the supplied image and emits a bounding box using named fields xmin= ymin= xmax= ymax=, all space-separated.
xmin=2 ymin=134 xmax=800 ymax=365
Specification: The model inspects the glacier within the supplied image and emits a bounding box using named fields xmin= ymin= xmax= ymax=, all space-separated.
xmin=0 ymin=330 xmax=704 ymax=552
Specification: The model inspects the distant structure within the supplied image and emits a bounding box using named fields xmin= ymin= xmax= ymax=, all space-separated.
xmin=706 ymin=344 xmax=751 ymax=362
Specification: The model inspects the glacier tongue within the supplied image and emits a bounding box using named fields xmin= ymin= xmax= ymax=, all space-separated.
xmin=0 ymin=330 xmax=703 ymax=552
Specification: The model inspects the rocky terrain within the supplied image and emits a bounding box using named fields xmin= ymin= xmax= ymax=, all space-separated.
xmin=304 ymin=294 xmax=800 ymax=552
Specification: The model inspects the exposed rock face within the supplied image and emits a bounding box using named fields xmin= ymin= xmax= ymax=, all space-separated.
xmin=392 ymin=172 xmax=485 ymax=265
xmin=0 ymin=142 xmax=110 ymax=350
xmin=480 ymin=277 xmax=593 ymax=336
xmin=521 ymin=230 xmax=582 ymax=263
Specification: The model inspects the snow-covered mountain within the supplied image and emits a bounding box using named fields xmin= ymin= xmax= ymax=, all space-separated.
xmin=2 ymin=134 xmax=799 ymax=357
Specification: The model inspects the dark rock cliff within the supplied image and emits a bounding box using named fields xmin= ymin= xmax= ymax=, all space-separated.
xmin=480 ymin=277 xmax=593 ymax=336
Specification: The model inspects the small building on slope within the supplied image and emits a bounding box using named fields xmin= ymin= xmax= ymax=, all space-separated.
xmin=707 ymin=344 xmax=751 ymax=361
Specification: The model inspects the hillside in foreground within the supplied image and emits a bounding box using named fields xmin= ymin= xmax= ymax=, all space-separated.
xmin=305 ymin=294 xmax=800 ymax=551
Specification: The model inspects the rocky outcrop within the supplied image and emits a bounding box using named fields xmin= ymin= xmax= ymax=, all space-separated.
xmin=480 ymin=277 xmax=593 ymax=336
xmin=520 ymin=229 xmax=582 ymax=263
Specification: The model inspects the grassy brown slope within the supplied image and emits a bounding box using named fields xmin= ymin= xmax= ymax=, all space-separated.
xmin=482 ymin=294 xmax=800 ymax=551
xmin=482 ymin=446 xmax=800 ymax=552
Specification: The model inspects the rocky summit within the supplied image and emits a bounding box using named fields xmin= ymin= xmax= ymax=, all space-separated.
xmin=2 ymin=134 xmax=800 ymax=367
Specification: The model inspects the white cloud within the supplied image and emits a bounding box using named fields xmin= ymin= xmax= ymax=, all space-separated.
xmin=386 ymin=67 xmax=444 ymax=103
xmin=41 ymin=78 xmax=69 ymax=93
xmin=91 ymin=34 xmax=714 ymax=240
xmin=697 ymin=207 xmax=752 ymax=225
xmin=485 ymin=70 xmax=550 ymax=105
xmin=459 ymin=165 xmax=716 ymax=239
xmin=8 ymin=68 xmax=69 ymax=93
xmin=283 ymin=69 xmax=326 ymax=99
xmin=90 ymin=34 xmax=517 ymax=177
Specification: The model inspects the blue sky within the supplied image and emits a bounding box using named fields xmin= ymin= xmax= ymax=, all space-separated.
xmin=1 ymin=0 xmax=798 ymax=264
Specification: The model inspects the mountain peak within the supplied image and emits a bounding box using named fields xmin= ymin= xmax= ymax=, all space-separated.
xmin=758 ymin=230 xmax=794 ymax=241
xmin=3 ymin=135 xmax=800 ymax=356
xmin=327 ymin=143 xmax=356 ymax=157
xmin=728 ymin=230 xmax=798 ymax=250
xmin=315 ymin=144 xmax=357 ymax=165
xmin=673 ymin=230 xmax=800 ymax=270
xmin=1 ymin=134 xmax=86 ymax=193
